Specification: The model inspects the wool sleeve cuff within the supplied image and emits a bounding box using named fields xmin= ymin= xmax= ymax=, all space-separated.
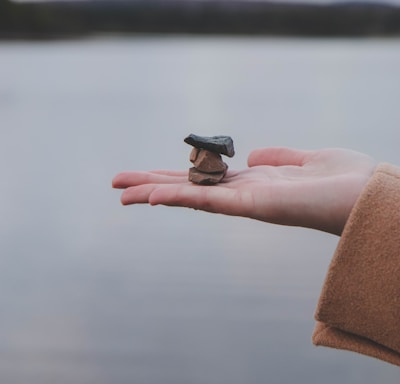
xmin=312 ymin=163 xmax=400 ymax=366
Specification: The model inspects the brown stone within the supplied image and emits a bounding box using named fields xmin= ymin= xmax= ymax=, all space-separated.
xmin=190 ymin=148 xmax=200 ymax=163
xmin=190 ymin=149 xmax=227 ymax=173
xmin=189 ymin=167 xmax=226 ymax=185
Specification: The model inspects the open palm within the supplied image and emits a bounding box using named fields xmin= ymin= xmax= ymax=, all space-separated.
xmin=112 ymin=147 xmax=376 ymax=235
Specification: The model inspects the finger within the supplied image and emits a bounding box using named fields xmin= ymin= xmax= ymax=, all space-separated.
xmin=120 ymin=184 xmax=159 ymax=205
xmin=149 ymin=170 xmax=188 ymax=177
xmin=112 ymin=171 xmax=187 ymax=189
xmin=247 ymin=147 xmax=311 ymax=167
xmin=148 ymin=184 xmax=250 ymax=217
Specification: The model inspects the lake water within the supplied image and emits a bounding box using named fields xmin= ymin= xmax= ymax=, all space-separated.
xmin=1 ymin=36 xmax=399 ymax=383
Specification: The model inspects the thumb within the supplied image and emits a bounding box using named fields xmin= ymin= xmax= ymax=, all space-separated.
xmin=247 ymin=147 xmax=310 ymax=167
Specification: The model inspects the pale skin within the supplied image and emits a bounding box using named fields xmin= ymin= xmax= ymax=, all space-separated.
xmin=112 ymin=147 xmax=377 ymax=236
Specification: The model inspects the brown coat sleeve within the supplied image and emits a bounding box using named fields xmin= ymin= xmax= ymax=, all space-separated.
xmin=312 ymin=163 xmax=400 ymax=366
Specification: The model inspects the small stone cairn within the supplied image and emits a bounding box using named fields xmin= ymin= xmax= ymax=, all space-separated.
xmin=184 ymin=134 xmax=235 ymax=185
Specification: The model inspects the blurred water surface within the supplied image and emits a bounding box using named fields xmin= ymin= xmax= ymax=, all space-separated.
xmin=0 ymin=36 xmax=399 ymax=383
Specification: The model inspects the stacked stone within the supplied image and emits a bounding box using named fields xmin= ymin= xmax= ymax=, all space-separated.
xmin=184 ymin=134 xmax=235 ymax=185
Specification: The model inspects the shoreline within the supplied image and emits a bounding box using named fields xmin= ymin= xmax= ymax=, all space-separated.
xmin=1 ymin=1 xmax=400 ymax=39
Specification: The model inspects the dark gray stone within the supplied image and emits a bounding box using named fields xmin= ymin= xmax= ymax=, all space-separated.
xmin=184 ymin=134 xmax=235 ymax=158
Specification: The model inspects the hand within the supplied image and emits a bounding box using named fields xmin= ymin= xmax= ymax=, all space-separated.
xmin=112 ymin=147 xmax=377 ymax=235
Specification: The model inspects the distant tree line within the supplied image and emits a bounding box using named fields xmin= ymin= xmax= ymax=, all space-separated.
xmin=1 ymin=0 xmax=400 ymax=39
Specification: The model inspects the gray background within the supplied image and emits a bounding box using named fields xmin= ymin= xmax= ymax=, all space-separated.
xmin=1 ymin=36 xmax=399 ymax=383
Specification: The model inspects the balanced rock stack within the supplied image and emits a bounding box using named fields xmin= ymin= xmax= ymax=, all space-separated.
xmin=184 ymin=134 xmax=235 ymax=185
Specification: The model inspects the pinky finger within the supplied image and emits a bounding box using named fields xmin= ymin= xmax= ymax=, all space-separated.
xmin=148 ymin=184 xmax=247 ymax=217
xmin=120 ymin=184 xmax=158 ymax=205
